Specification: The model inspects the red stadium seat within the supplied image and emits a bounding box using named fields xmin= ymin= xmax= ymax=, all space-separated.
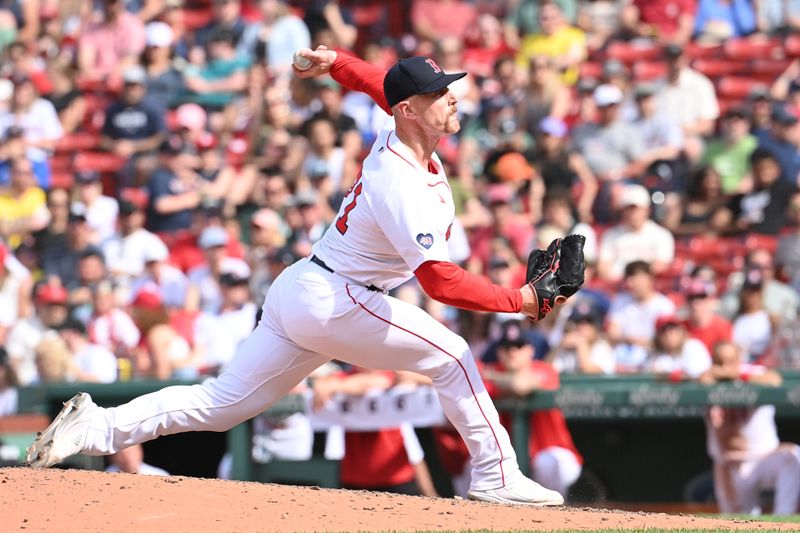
xmin=685 ymin=42 xmax=723 ymax=60
xmin=50 ymin=172 xmax=74 ymax=189
xmin=606 ymin=41 xmax=662 ymax=64
xmin=73 ymin=151 xmax=125 ymax=173
xmin=716 ymin=76 xmax=768 ymax=99
xmin=744 ymin=234 xmax=779 ymax=254
xmin=723 ymin=38 xmax=783 ymax=60
xmin=182 ymin=8 xmax=213 ymax=30
xmin=691 ymin=59 xmax=741 ymax=78
xmin=56 ymin=132 xmax=101 ymax=153
xmin=750 ymin=59 xmax=792 ymax=82
xmin=632 ymin=61 xmax=667 ymax=81
xmin=579 ymin=61 xmax=603 ymax=80
xmin=786 ymin=35 xmax=800 ymax=57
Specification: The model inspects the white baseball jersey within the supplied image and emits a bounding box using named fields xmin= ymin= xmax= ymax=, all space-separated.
xmin=312 ymin=119 xmax=455 ymax=291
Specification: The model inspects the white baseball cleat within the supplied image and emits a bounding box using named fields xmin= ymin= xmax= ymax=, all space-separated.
xmin=467 ymin=476 xmax=565 ymax=506
xmin=25 ymin=392 xmax=99 ymax=469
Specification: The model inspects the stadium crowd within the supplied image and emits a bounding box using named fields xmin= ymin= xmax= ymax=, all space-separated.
xmin=2 ymin=0 xmax=800 ymax=509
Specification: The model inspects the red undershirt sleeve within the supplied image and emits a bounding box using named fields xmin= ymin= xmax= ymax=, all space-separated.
xmin=329 ymin=51 xmax=392 ymax=116
xmin=415 ymin=260 xmax=523 ymax=314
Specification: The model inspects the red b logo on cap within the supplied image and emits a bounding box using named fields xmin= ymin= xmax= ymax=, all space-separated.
xmin=425 ymin=58 xmax=442 ymax=73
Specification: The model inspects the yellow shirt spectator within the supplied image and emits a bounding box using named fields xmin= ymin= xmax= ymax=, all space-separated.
xmin=517 ymin=25 xmax=586 ymax=85
xmin=0 ymin=185 xmax=49 ymax=248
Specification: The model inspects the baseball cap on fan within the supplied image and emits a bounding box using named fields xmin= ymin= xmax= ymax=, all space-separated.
xmin=383 ymin=56 xmax=467 ymax=108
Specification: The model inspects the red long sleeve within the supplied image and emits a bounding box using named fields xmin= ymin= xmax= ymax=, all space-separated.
xmin=329 ymin=52 xmax=392 ymax=116
xmin=415 ymin=260 xmax=523 ymax=313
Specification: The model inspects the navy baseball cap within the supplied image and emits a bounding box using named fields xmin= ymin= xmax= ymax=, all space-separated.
xmin=383 ymin=56 xmax=466 ymax=108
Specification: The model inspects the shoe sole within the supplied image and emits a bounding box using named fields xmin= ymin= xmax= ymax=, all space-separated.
xmin=25 ymin=393 xmax=89 ymax=469
xmin=466 ymin=491 xmax=564 ymax=507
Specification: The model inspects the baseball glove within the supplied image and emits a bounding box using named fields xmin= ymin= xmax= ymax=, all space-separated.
xmin=525 ymin=234 xmax=586 ymax=320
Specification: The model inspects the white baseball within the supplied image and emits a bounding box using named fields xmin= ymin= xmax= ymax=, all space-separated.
xmin=293 ymin=51 xmax=313 ymax=71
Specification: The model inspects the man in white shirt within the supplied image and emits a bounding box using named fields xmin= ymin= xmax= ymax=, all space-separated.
xmin=597 ymin=184 xmax=675 ymax=282
xmin=103 ymin=199 xmax=166 ymax=289
xmin=129 ymin=238 xmax=189 ymax=309
xmin=656 ymin=44 xmax=719 ymax=160
xmin=607 ymin=260 xmax=676 ymax=372
xmin=72 ymin=170 xmax=119 ymax=244
xmin=58 ymin=319 xmax=118 ymax=384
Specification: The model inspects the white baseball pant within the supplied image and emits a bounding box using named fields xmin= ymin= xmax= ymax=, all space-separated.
xmin=532 ymin=446 xmax=582 ymax=497
xmin=714 ymin=444 xmax=800 ymax=515
xmin=83 ymin=258 xmax=521 ymax=490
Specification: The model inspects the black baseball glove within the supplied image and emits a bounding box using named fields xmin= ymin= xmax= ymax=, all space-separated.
xmin=525 ymin=234 xmax=586 ymax=320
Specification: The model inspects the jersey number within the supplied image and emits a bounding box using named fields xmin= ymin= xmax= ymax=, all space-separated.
xmin=336 ymin=182 xmax=363 ymax=235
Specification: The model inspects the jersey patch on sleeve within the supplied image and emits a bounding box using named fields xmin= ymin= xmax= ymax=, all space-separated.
xmin=416 ymin=233 xmax=434 ymax=249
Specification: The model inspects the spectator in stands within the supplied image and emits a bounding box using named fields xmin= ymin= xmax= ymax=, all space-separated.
xmin=142 ymin=21 xmax=184 ymax=111
xmin=549 ymin=301 xmax=615 ymax=374
xmin=748 ymin=86 xmax=773 ymax=138
xmin=0 ymin=158 xmax=49 ymax=249
xmin=663 ymin=166 xmax=729 ymax=236
xmin=307 ymin=77 xmax=362 ymax=163
xmin=657 ymin=44 xmax=719 ymax=161
xmin=0 ymin=348 xmax=18 ymax=416
xmin=721 ymin=248 xmax=799 ymax=325
xmin=31 ymin=187 xmax=69 ymax=262
xmin=533 ymin=117 xmax=597 ymax=222
xmin=186 ymin=225 xmax=251 ymax=314
xmin=732 ymin=268 xmax=772 ymax=363
xmin=58 ymin=318 xmax=118 ymax=384
xmin=693 ymin=0 xmax=757 ymax=43
xmin=146 ymin=138 xmax=207 ymax=234
xmin=0 ymin=241 xmax=28 ymax=336
xmin=248 ymin=207 xmax=286 ymax=302
xmin=776 ymin=191 xmax=800 ymax=292
xmin=302 ymin=0 xmax=356 ymax=50
xmin=520 ymin=56 xmax=572 ymax=134
xmin=194 ymin=270 xmax=256 ymax=372
xmin=645 ymin=315 xmax=712 ymax=379
xmin=192 ymin=0 xmax=254 ymax=58
xmin=619 ymin=0 xmax=696 ymax=45
xmin=183 ymin=28 xmax=251 ymax=116
xmin=33 ymin=333 xmax=73 ymax=383
xmin=462 ymin=14 xmax=514 ymax=80
xmin=103 ymin=199 xmax=166 ymax=288
xmin=88 ymin=280 xmax=140 ymax=360
xmin=536 ymin=188 xmax=597 ymax=263
xmin=78 ymin=0 xmax=147 ymax=82
xmin=0 ymin=73 xmax=63 ymax=188
xmin=629 ymin=82 xmax=685 ymax=191
xmin=571 ymin=84 xmax=647 ymax=185
xmin=286 ymin=189 xmax=328 ymax=258
xmin=756 ymin=108 xmax=800 ymax=185
xmin=757 ymin=0 xmax=800 ymax=34
xmin=702 ymin=108 xmax=758 ymax=194
xmin=607 ymin=261 xmax=676 ymax=372
xmin=516 ymin=2 xmax=587 ymax=85
xmin=470 ymin=183 xmax=536 ymax=269
xmin=259 ymin=170 xmax=293 ymax=214
xmin=481 ymin=319 xmax=583 ymax=497
xmin=5 ymin=282 xmax=68 ymax=385
xmin=106 ymin=444 xmax=169 ymax=476
xmin=191 ymin=133 xmax=257 ymax=217
xmin=72 ymin=171 xmax=119 ymax=245
xmin=129 ymin=239 xmax=189 ymax=310
xmin=100 ymin=66 xmax=167 ymax=178
xmin=699 ymin=341 xmax=800 ymax=516
xmin=721 ymin=147 xmax=795 ymax=235
xmin=40 ymin=207 xmax=93 ymax=288
xmin=129 ymin=288 xmax=199 ymax=379
xmin=411 ymin=0 xmax=477 ymax=42
xmin=312 ymin=367 xmax=437 ymax=496
xmin=46 ymin=65 xmax=85 ymax=136
xmin=682 ymin=278 xmax=733 ymax=355
xmin=597 ymin=184 xmax=675 ymax=282
xmin=302 ymin=114 xmax=357 ymax=194
xmin=576 ymin=0 xmax=623 ymax=52
xmin=250 ymin=0 xmax=312 ymax=77
xmin=504 ymin=0 xmax=578 ymax=47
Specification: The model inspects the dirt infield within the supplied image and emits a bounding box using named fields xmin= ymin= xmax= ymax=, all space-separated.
xmin=2 ymin=467 xmax=799 ymax=532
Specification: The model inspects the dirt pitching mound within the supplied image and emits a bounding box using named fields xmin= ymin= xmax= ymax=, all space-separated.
xmin=2 ymin=467 xmax=798 ymax=532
